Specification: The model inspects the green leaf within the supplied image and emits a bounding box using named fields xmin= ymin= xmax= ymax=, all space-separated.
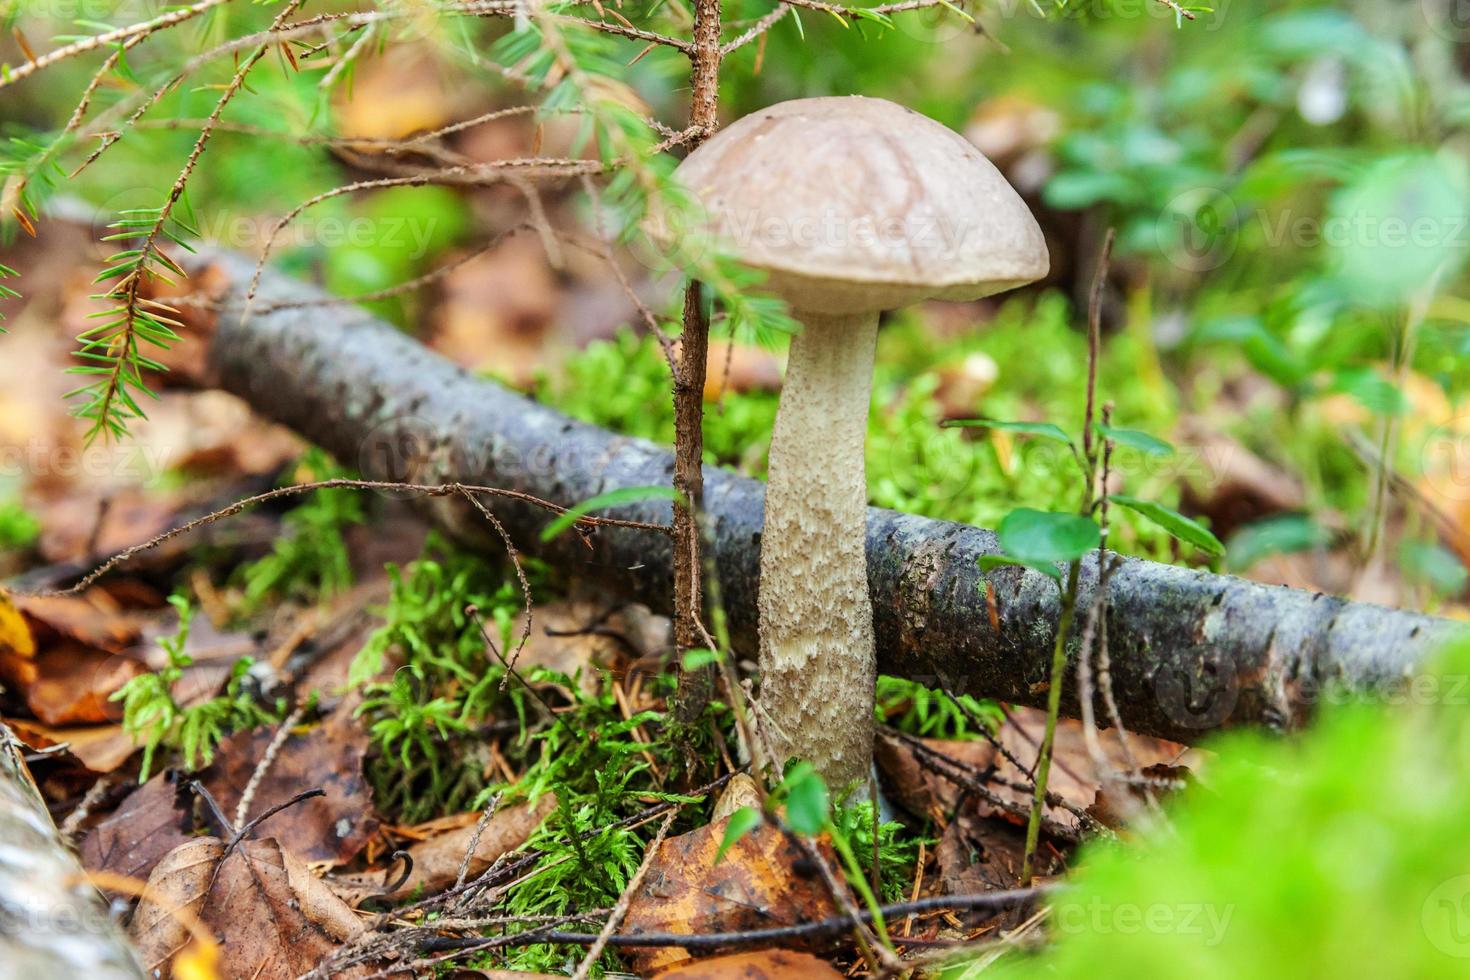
xmin=540 ymin=485 xmax=679 ymax=541
xmin=1225 ymin=514 xmax=1331 ymax=572
xmin=715 ymin=806 xmax=763 ymax=862
xmin=782 ymin=763 xmax=829 ymax=836
xmin=996 ymin=509 xmax=1100 ymax=566
xmin=941 ymin=418 xmax=1073 ymax=445
xmin=978 ymin=553 xmax=1062 ymax=582
xmin=1108 ymin=495 xmax=1224 ymax=557
xmin=1400 ymin=541 xmax=1468 ymax=595
xmin=680 ymin=648 xmax=721 ymax=671
xmin=1327 ymin=366 xmax=1406 ymax=416
xmin=1095 ymin=424 xmax=1174 ymax=456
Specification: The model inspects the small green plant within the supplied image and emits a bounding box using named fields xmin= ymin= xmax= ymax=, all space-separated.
xmin=832 ymin=798 xmax=930 ymax=904
xmin=236 ymin=449 xmax=365 ymax=614
xmin=875 ymin=676 xmax=1001 ymax=741
xmin=111 ymin=594 xmax=283 ymax=781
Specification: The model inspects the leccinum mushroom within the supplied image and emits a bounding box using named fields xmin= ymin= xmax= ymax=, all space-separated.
xmin=672 ymin=96 xmax=1049 ymax=792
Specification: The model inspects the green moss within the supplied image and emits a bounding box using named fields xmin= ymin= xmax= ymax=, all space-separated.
xmin=353 ymin=533 xmax=551 ymax=823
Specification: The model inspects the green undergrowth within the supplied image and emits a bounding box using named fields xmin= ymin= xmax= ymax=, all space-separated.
xmin=875 ymin=675 xmax=1002 ymax=741
xmin=957 ymin=638 xmax=1470 ymax=979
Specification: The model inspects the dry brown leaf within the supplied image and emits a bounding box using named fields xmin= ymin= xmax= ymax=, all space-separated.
xmin=711 ymin=773 xmax=762 ymax=823
xmin=83 ymin=702 xmax=380 ymax=881
xmin=82 ymin=772 xmax=197 ymax=882
xmin=934 ymin=810 xmax=1035 ymax=895
xmin=34 ymin=489 xmax=184 ymax=565
xmin=12 ymin=640 xmax=143 ymax=725
xmin=621 ymin=814 xmax=840 ymax=974
xmin=204 ymin=705 xmax=379 ymax=865
xmin=6 ymin=718 xmax=138 ymax=773
xmin=876 ymin=708 xmax=1191 ymax=837
xmin=203 ymin=837 xmax=367 ymax=980
xmin=1176 ymin=416 xmax=1305 ymax=543
xmin=15 ymin=592 xmax=149 ymax=652
xmin=331 ymin=794 xmax=556 ymax=906
xmin=132 ymin=836 xmax=226 ymax=976
xmin=653 ymin=950 xmax=845 ymax=980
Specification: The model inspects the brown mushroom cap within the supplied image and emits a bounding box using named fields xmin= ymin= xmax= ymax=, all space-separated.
xmin=671 ymin=96 xmax=1050 ymax=315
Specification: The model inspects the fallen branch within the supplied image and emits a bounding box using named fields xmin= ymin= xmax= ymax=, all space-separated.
xmin=177 ymin=249 xmax=1464 ymax=744
xmin=421 ymin=889 xmax=1046 ymax=952
xmin=0 ymin=725 xmax=145 ymax=979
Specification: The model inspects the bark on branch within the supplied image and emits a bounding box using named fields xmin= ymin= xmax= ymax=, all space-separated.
xmin=190 ymin=250 xmax=1463 ymax=745
xmin=0 ymin=725 xmax=145 ymax=978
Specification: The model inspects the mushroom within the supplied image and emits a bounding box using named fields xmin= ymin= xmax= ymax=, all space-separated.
xmin=671 ymin=96 xmax=1049 ymax=793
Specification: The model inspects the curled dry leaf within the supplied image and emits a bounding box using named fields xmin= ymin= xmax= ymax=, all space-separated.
xmin=1 ymin=589 xmax=255 ymax=729
xmin=202 ymin=837 xmax=366 ymax=980
xmin=621 ymin=813 xmax=840 ymax=975
xmin=652 ymin=949 xmax=845 ymax=980
xmin=131 ymin=836 xmax=226 ymax=976
xmin=331 ymin=793 xmax=557 ymax=906
xmin=7 ymin=718 xmax=138 ymax=774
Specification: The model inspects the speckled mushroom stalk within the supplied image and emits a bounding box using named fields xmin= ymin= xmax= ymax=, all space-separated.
xmin=757 ymin=309 xmax=880 ymax=792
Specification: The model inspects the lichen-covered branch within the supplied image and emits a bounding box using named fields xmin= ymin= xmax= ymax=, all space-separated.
xmin=190 ymin=250 xmax=1464 ymax=745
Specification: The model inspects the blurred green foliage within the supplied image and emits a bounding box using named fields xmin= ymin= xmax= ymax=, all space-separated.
xmin=0 ymin=493 xmax=39 ymax=552
xmin=970 ymin=636 xmax=1470 ymax=979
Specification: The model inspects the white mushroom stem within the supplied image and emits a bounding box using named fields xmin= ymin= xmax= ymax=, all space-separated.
xmin=757 ymin=308 xmax=879 ymax=794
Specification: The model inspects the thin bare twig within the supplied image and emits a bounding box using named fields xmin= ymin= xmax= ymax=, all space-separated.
xmin=234 ymin=704 xmax=307 ymax=829
xmin=5 ymin=478 xmax=669 ymax=600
